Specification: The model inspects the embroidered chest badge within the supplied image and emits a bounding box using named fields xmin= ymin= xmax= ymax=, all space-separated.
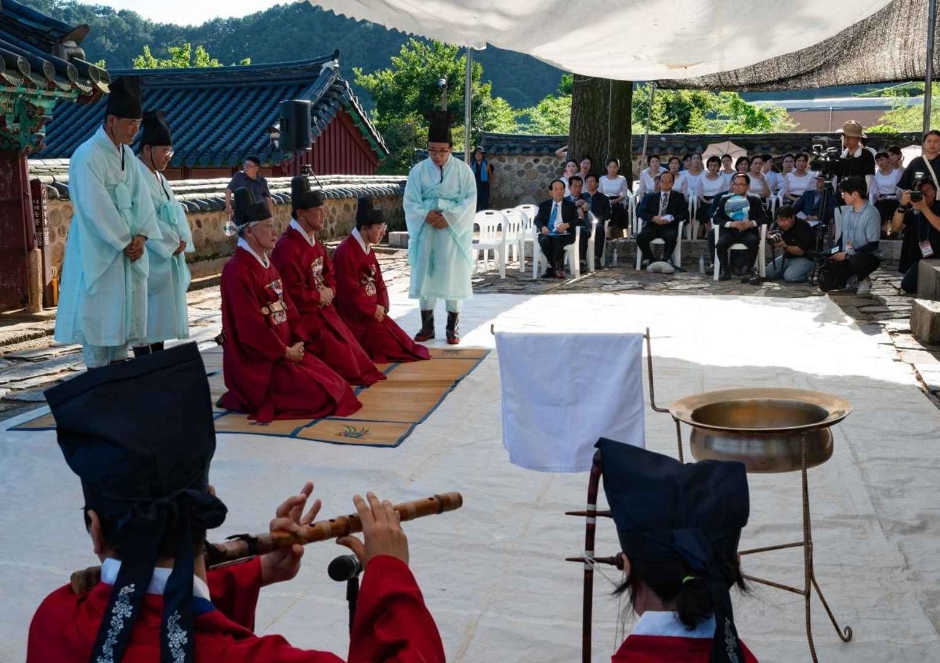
xmin=361 ymin=267 xmax=377 ymax=297
xmin=262 ymin=279 xmax=288 ymax=325
xmin=310 ymin=257 xmax=324 ymax=286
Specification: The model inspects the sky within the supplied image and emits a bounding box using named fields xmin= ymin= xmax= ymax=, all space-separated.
xmin=94 ymin=0 xmax=287 ymax=26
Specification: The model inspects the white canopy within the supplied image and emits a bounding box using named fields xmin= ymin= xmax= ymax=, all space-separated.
xmin=309 ymin=0 xmax=894 ymax=81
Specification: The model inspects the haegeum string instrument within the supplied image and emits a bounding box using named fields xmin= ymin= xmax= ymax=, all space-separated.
xmin=70 ymin=493 xmax=463 ymax=594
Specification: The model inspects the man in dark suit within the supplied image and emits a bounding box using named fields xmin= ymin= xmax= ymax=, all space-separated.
xmin=636 ymin=171 xmax=688 ymax=267
xmin=793 ymin=175 xmax=836 ymax=227
xmin=712 ymin=173 xmax=767 ymax=280
xmin=535 ymin=179 xmax=579 ymax=279
xmin=584 ymin=173 xmax=612 ymax=267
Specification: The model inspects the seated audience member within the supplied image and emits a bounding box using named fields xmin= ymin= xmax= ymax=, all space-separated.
xmin=29 ymin=344 xmax=445 ymax=663
xmin=599 ymin=158 xmax=630 ymax=237
xmin=782 ymin=153 xmax=814 ymax=203
xmin=596 ymin=439 xmax=758 ymax=663
xmin=682 ymin=153 xmax=692 ymax=171
xmin=735 ymin=156 xmax=750 ymax=175
xmin=719 ymin=154 xmax=736 ymax=185
xmin=637 ymin=154 xmax=666 ymax=198
xmin=832 ymin=176 xmax=882 ymax=295
xmin=891 ymin=180 xmax=940 ymax=293
xmin=697 ymin=156 xmax=727 ymax=234
xmin=780 ymin=153 xmax=795 ymax=178
xmin=560 ymin=158 xmax=579 ymax=196
xmin=684 ymin=153 xmax=705 ymax=203
xmin=760 ymin=153 xmax=781 ymax=194
xmin=584 ymin=174 xmax=613 ymax=267
xmin=566 ymin=175 xmax=593 ymax=266
xmin=872 ymin=151 xmax=902 ymax=232
xmin=793 ymin=174 xmax=836 ymax=227
xmin=218 ymin=188 xmax=361 ymax=422
xmin=712 ymin=174 xmax=766 ymax=280
xmin=270 ymin=177 xmax=386 ymax=387
xmin=887 ymin=144 xmax=905 ymax=174
xmin=534 ymin=179 xmax=579 ymax=279
xmin=333 ymin=199 xmax=431 ymax=359
xmin=747 ymin=156 xmax=772 ymax=199
xmin=667 ymin=156 xmax=689 ymax=198
xmin=765 ymin=205 xmax=815 ymax=283
xmin=636 ymin=171 xmax=688 ymax=268
xmin=579 ymin=155 xmax=594 ymax=182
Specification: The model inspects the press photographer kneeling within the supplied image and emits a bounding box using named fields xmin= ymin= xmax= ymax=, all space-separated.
xmin=892 ymin=178 xmax=940 ymax=294
xmin=764 ymin=205 xmax=814 ymax=283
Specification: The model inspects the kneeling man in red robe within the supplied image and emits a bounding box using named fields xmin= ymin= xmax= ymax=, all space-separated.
xmin=218 ymin=188 xmax=361 ymax=422
xmin=271 ymin=176 xmax=385 ymax=386
xmin=29 ymin=344 xmax=446 ymax=663
xmin=333 ymin=199 xmax=430 ymax=363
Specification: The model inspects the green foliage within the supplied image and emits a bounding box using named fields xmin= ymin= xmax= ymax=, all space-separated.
xmin=130 ymin=43 xmax=245 ymax=69
xmin=518 ymin=93 xmax=572 ymax=135
xmin=354 ymin=39 xmax=519 ymax=173
xmin=632 ymin=84 xmax=794 ymax=134
xmin=870 ymin=84 xmax=939 ymax=132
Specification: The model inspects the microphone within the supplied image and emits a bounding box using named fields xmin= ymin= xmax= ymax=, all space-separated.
xmin=328 ymin=554 xmax=362 ymax=582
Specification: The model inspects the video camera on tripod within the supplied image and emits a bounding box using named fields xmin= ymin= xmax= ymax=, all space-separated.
xmin=809 ymin=138 xmax=842 ymax=180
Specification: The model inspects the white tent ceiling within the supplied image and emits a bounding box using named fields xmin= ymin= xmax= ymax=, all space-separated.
xmin=308 ymin=0 xmax=895 ymax=81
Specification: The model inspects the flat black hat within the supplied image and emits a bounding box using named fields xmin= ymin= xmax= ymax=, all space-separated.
xmin=426 ymin=109 xmax=455 ymax=145
xmin=233 ymin=187 xmax=273 ymax=232
xmin=596 ymin=438 xmax=749 ymax=663
xmin=290 ymin=175 xmax=325 ymax=210
xmin=46 ymin=343 xmax=227 ymax=663
xmin=140 ymin=109 xmax=172 ymax=147
xmin=105 ymin=75 xmax=143 ymax=120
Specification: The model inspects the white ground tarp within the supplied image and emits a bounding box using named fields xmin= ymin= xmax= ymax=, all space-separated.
xmin=309 ymin=0 xmax=894 ymax=81
xmin=4 ymin=292 xmax=940 ymax=661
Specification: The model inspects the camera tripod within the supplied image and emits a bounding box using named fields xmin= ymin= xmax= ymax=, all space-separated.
xmin=808 ymin=177 xmax=839 ymax=286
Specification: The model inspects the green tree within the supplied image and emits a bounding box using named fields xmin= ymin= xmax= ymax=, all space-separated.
xmin=632 ymin=85 xmax=794 ymax=134
xmin=354 ymin=39 xmax=519 ymax=173
xmin=132 ymin=43 xmax=248 ymax=69
xmin=869 ymin=84 xmax=939 ymax=132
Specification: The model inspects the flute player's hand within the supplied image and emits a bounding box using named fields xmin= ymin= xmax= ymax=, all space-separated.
xmin=260 ymin=481 xmax=321 ymax=587
xmin=336 ymin=492 xmax=409 ymax=568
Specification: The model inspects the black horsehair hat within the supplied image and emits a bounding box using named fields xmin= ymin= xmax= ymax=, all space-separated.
xmin=46 ymin=344 xmax=227 ymax=663
xmin=426 ymin=109 xmax=455 ymax=145
xmin=596 ymin=438 xmax=750 ymax=663
xmin=291 ymin=175 xmax=325 ymax=211
xmin=356 ymin=196 xmax=385 ymax=229
xmin=140 ymin=110 xmax=172 ymax=147
xmin=105 ymin=75 xmax=143 ymax=120
xmin=233 ymin=187 xmax=273 ymax=233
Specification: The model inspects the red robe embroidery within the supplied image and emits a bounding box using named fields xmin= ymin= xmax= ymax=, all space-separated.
xmin=28 ymin=555 xmax=446 ymax=663
xmin=271 ymin=227 xmax=386 ymax=386
xmin=612 ymin=634 xmax=759 ymax=662
xmin=332 ymin=235 xmax=430 ymax=363
xmin=219 ymin=246 xmax=361 ymax=422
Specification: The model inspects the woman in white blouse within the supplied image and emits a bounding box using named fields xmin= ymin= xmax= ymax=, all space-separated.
xmin=782 ymin=153 xmax=814 ymax=203
xmin=684 ymin=153 xmax=705 ymax=203
xmin=667 ymin=156 xmax=688 ymax=198
xmin=636 ymin=154 xmax=665 ymax=198
xmin=872 ymin=151 xmax=902 ymax=233
xmin=696 ymin=155 xmax=727 ymax=235
xmin=747 ymin=156 xmax=771 ymax=198
xmin=600 ymin=157 xmax=630 ymax=235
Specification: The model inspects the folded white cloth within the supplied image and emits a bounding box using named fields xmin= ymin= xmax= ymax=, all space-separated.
xmin=496 ymin=331 xmax=646 ymax=472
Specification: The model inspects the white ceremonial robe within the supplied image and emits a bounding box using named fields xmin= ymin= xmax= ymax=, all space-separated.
xmin=403 ymin=155 xmax=476 ymax=301
xmin=138 ymin=161 xmax=194 ymax=343
xmin=55 ymin=127 xmax=160 ymax=347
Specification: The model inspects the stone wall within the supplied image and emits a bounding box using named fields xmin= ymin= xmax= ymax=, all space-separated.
xmin=487 ymin=154 xmax=564 ymax=209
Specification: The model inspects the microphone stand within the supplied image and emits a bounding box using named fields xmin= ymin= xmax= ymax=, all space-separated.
xmin=345 ymin=574 xmax=359 ymax=634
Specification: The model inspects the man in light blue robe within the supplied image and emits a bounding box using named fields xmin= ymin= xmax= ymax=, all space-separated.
xmin=133 ymin=110 xmax=194 ymax=356
xmin=54 ymin=76 xmax=160 ymax=368
xmin=404 ymin=111 xmax=476 ymax=345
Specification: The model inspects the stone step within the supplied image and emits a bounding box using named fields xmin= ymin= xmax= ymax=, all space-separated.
xmin=911 ymin=299 xmax=940 ymax=344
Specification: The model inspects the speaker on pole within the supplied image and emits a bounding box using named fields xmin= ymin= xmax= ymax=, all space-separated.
xmin=279 ymin=99 xmax=312 ymax=153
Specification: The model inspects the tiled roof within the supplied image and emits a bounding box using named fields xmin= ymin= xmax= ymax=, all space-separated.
xmin=0 ymin=0 xmax=108 ymax=97
xmin=481 ymin=131 xmax=923 ymax=157
xmin=27 ymin=160 xmax=405 ymax=211
xmin=38 ymin=53 xmax=387 ymax=166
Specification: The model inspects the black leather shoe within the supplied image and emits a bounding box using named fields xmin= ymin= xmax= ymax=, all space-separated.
xmin=445 ymin=311 xmax=460 ymax=345
xmin=414 ymin=310 xmax=435 ymax=342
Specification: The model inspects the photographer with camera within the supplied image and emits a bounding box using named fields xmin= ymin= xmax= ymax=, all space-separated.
xmin=891 ymin=179 xmax=940 ymax=293
xmin=764 ymin=205 xmax=815 ymax=283
xmin=826 ymin=176 xmax=882 ymax=295
xmin=838 ymin=121 xmax=876 ymax=183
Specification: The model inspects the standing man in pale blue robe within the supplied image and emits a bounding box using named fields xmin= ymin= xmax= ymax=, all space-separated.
xmin=54 ymin=76 xmax=160 ymax=368
xmin=134 ymin=110 xmax=194 ymax=356
xmin=404 ymin=111 xmax=476 ymax=345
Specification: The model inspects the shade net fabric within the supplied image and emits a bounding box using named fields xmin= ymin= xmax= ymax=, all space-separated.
xmin=309 ymin=0 xmax=893 ymax=81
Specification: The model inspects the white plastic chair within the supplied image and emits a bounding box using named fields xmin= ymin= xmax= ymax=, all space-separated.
xmin=514 ymin=204 xmax=538 ymax=272
xmin=712 ymin=223 xmax=767 ymax=280
xmin=585 ymin=214 xmax=599 ymax=274
xmin=532 ymin=224 xmax=582 ymax=280
xmin=472 ymin=210 xmax=508 ymax=279
xmin=635 ymin=216 xmax=685 ymax=270
xmin=499 ymin=208 xmax=526 ymax=266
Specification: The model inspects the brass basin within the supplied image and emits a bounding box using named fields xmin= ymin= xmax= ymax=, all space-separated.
xmin=669 ymin=388 xmax=852 ymax=473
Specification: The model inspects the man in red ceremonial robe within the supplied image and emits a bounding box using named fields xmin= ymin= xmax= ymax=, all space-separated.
xmin=29 ymin=343 xmax=446 ymax=663
xmin=333 ymin=199 xmax=430 ymax=363
xmin=270 ymin=176 xmax=385 ymax=386
xmin=219 ymin=188 xmax=361 ymax=422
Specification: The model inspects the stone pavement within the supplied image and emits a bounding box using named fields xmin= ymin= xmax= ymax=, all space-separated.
xmin=3 ymin=247 xmax=939 ymax=422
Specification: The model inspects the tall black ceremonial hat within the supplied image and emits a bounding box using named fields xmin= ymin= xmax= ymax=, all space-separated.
xmin=46 ymin=343 xmax=227 ymax=663
xmin=291 ymin=175 xmax=325 ymax=210
xmin=596 ymin=438 xmax=749 ymax=663
xmin=233 ymin=186 xmax=273 ymax=232
xmin=140 ymin=109 xmax=172 ymax=147
xmin=105 ymin=75 xmax=143 ymax=120
xmin=356 ymin=196 xmax=385 ymax=228
xmin=426 ymin=109 xmax=455 ymax=145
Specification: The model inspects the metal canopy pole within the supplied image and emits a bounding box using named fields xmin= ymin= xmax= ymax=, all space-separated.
xmin=926 ymin=0 xmax=937 ymax=134
xmin=464 ymin=47 xmax=473 ymax=163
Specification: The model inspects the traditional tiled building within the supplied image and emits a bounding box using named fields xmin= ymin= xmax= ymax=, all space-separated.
xmin=38 ymin=53 xmax=388 ymax=180
xmin=0 ymin=0 xmax=108 ymax=311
